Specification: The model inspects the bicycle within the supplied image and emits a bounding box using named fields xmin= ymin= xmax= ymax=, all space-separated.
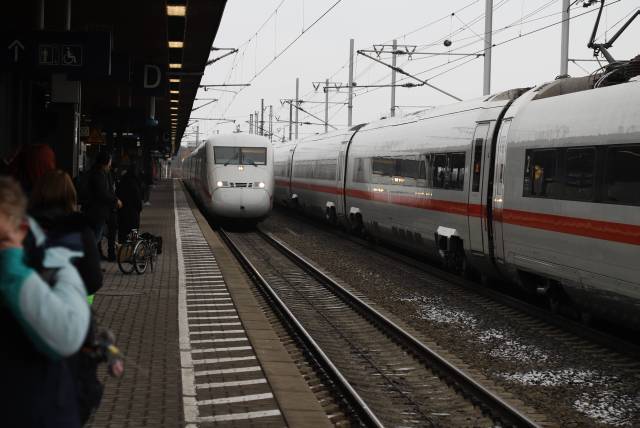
xmin=132 ymin=233 xmax=161 ymax=274
xmin=117 ymin=229 xmax=140 ymax=274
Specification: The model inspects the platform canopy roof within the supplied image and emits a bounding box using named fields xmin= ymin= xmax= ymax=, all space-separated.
xmin=3 ymin=0 xmax=227 ymax=155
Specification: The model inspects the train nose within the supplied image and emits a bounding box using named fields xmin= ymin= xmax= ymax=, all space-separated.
xmin=213 ymin=189 xmax=271 ymax=218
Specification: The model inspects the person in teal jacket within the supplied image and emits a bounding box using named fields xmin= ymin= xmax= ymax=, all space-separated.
xmin=0 ymin=176 xmax=90 ymax=427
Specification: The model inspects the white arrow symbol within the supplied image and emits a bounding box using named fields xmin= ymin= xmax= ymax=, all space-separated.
xmin=8 ymin=40 xmax=25 ymax=62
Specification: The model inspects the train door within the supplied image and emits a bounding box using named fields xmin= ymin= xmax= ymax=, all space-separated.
xmin=467 ymin=123 xmax=490 ymax=254
xmin=334 ymin=150 xmax=346 ymax=217
xmin=287 ymin=147 xmax=295 ymax=196
xmin=492 ymin=119 xmax=511 ymax=263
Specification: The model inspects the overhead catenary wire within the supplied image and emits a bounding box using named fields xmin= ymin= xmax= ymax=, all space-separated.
xmin=300 ymin=0 xmax=555 ymax=127
xmin=279 ymin=1 xmax=567 ymax=132
xmin=352 ymin=0 xmax=623 ymax=101
xmin=222 ymin=0 xmax=345 ymax=116
xmin=354 ymin=0 xmax=546 ymax=97
xmin=354 ymin=0 xmax=622 ymax=106
xmin=209 ymin=0 xmax=631 ymax=137
xmin=310 ymin=0 xmax=630 ymax=131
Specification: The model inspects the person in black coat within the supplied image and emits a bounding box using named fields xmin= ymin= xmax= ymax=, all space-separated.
xmin=116 ymin=166 xmax=143 ymax=243
xmin=27 ymin=169 xmax=105 ymax=424
xmin=84 ymin=152 xmax=121 ymax=243
xmin=28 ymin=169 xmax=103 ymax=295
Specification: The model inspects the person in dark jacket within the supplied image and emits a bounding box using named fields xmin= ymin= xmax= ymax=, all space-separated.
xmin=84 ymin=152 xmax=122 ymax=244
xmin=116 ymin=166 xmax=143 ymax=243
xmin=29 ymin=170 xmax=105 ymax=423
xmin=29 ymin=169 xmax=103 ymax=296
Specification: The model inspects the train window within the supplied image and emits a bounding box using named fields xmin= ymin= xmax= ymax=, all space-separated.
xmin=371 ymin=157 xmax=395 ymax=176
xmin=431 ymin=154 xmax=447 ymax=188
xmin=472 ymin=138 xmax=483 ymax=192
xmin=274 ymin=161 xmax=288 ymax=177
xmin=315 ymin=159 xmax=337 ymax=180
xmin=565 ymin=148 xmax=595 ymax=201
xmin=604 ymin=144 xmax=640 ymax=205
xmin=429 ymin=153 xmax=465 ymax=190
xmin=398 ymin=158 xmax=422 ymax=180
xmin=353 ymin=158 xmax=367 ymax=183
xmin=418 ymin=158 xmax=427 ymax=180
xmin=523 ymin=149 xmax=562 ymax=198
xmin=293 ymin=160 xmax=314 ymax=179
xmin=214 ymin=147 xmax=240 ymax=165
xmin=214 ymin=147 xmax=267 ymax=165
xmin=371 ymin=156 xmax=424 ymax=185
xmin=241 ymin=147 xmax=267 ymax=165
xmin=449 ymin=153 xmax=466 ymax=190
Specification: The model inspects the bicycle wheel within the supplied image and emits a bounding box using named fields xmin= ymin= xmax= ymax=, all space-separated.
xmin=98 ymin=236 xmax=109 ymax=259
xmin=117 ymin=242 xmax=136 ymax=274
xmin=133 ymin=241 xmax=149 ymax=274
xmin=148 ymin=245 xmax=157 ymax=273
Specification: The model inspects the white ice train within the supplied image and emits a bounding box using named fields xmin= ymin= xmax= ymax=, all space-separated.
xmin=274 ymin=68 xmax=640 ymax=328
xmin=183 ymin=134 xmax=274 ymax=221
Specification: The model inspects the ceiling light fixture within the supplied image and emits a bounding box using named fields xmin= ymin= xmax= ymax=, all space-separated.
xmin=167 ymin=5 xmax=186 ymax=16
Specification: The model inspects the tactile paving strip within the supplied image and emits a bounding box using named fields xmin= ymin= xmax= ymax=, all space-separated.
xmin=173 ymin=182 xmax=285 ymax=427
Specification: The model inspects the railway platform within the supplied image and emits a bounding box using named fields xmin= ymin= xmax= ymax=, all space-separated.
xmin=88 ymin=180 xmax=330 ymax=427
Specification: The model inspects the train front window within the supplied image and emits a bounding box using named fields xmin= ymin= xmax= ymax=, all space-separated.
xmin=241 ymin=147 xmax=267 ymax=165
xmin=214 ymin=147 xmax=267 ymax=165
xmin=214 ymin=147 xmax=240 ymax=165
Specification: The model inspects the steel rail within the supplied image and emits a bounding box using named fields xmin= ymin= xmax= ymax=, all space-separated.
xmin=280 ymin=208 xmax=640 ymax=360
xmin=218 ymin=228 xmax=384 ymax=428
xmin=256 ymin=228 xmax=540 ymax=428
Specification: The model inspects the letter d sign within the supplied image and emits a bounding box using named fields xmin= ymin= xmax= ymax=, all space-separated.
xmin=144 ymin=64 xmax=161 ymax=89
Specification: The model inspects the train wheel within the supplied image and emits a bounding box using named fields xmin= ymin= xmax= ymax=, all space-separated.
xmin=350 ymin=214 xmax=364 ymax=236
xmin=480 ymin=273 xmax=490 ymax=287
xmin=545 ymin=282 xmax=566 ymax=315
xmin=325 ymin=207 xmax=337 ymax=224
xmin=461 ymin=257 xmax=476 ymax=281
xmin=548 ymin=295 xmax=562 ymax=314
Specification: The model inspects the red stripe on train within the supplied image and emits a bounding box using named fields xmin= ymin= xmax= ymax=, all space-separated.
xmin=499 ymin=208 xmax=640 ymax=246
xmin=287 ymin=180 xmax=344 ymax=195
xmin=277 ymin=180 xmax=640 ymax=245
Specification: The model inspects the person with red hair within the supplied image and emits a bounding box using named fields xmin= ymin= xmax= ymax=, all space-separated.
xmin=10 ymin=144 xmax=56 ymax=195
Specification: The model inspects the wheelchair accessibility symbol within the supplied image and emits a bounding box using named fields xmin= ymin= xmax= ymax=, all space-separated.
xmin=61 ymin=45 xmax=82 ymax=66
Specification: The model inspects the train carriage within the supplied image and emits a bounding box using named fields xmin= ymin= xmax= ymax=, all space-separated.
xmin=343 ymin=98 xmax=513 ymax=265
xmin=273 ymin=72 xmax=640 ymax=328
xmin=284 ymin=130 xmax=354 ymax=222
xmin=497 ymin=78 xmax=640 ymax=321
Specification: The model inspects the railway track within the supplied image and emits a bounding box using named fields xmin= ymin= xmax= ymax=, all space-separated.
xmin=219 ymin=227 xmax=540 ymax=427
xmin=277 ymin=209 xmax=640 ymax=359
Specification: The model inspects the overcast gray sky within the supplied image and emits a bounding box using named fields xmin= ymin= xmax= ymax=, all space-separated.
xmin=185 ymin=0 xmax=640 ymax=142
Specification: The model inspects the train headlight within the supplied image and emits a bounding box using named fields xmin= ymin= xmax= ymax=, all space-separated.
xmin=216 ymin=181 xmax=223 ymax=187
xmin=258 ymin=182 xmax=265 ymax=188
